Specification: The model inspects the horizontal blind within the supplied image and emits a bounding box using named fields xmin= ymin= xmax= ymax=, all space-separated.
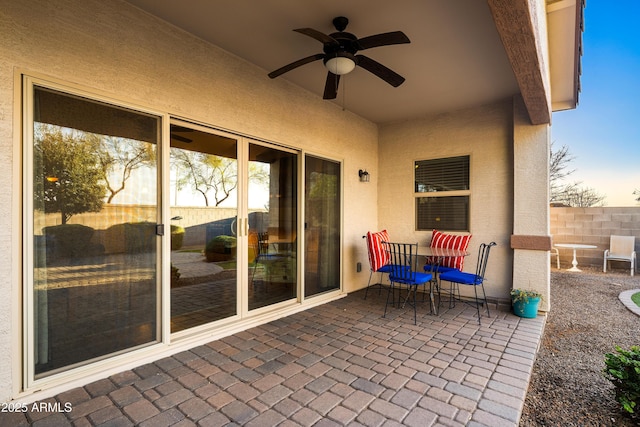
xmin=416 ymin=196 xmax=469 ymax=231
xmin=415 ymin=156 xmax=469 ymax=193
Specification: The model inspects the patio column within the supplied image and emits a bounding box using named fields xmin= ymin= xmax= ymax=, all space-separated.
xmin=511 ymin=95 xmax=551 ymax=311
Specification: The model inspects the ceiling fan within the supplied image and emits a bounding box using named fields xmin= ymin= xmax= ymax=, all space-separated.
xmin=268 ymin=16 xmax=410 ymax=99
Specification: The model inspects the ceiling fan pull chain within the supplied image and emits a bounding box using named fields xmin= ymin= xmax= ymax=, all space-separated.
xmin=342 ymin=76 xmax=346 ymax=111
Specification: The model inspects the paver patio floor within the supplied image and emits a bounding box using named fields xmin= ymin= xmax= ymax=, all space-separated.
xmin=4 ymin=288 xmax=544 ymax=427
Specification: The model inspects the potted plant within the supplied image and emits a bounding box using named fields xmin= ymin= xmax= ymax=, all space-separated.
xmin=510 ymin=288 xmax=542 ymax=318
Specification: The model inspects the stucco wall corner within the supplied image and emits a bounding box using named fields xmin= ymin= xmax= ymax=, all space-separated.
xmin=0 ymin=73 xmax=16 ymax=404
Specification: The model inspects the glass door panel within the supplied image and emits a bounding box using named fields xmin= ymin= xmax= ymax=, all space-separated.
xmin=170 ymin=125 xmax=238 ymax=332
xmin=30 ymin=86 xmax=160 ymax=377
xmin=305 ymin=156 xmax=341 ymax=297
xmin=247 ymin=143 xmax=297 ymax=310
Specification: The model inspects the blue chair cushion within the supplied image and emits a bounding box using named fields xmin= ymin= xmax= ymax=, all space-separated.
xmin=379 ymin=264 xmax=411 ymax=273
xmin=423 ymin=265 xmax=458 ymax=274
xmin=439 ymin=270 xmax=483 ymax=286
xmin=377 ymin=264 xmax=394 ymax=273
xmin=389 ymin=271 xmax=433 ymax=286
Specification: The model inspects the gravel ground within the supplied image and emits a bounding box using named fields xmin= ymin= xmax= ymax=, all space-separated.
xmin=520 ymin=266 xmax=640 ymax=426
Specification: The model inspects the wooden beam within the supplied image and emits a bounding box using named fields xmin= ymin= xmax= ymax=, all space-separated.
xmin=487 ymin=0 xmax=551 ymax=125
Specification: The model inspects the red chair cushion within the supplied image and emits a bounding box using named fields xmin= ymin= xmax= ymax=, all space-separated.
xmin=366 ymin=230 xmax=390 ymax=272
xmin=430 ymin=229 xmax=472 ymax=270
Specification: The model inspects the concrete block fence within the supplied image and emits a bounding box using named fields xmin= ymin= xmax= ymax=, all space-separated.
xmin=35 ymin=205 xmax=266 ymax=251
xmin=550 ymin=206 xmax=640 ymax=270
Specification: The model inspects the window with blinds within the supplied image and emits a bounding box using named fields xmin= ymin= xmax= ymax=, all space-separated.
xmin=415 ymin=156 xmax=470 ymax=231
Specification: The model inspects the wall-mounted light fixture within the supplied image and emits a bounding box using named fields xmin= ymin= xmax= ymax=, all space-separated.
xmin=358 ymin=169 xmax=370 ymax=183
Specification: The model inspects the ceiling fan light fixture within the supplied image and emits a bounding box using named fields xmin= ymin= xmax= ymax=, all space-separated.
xmin=324 ymin=54 xmax=356 ymax=75
xmin=268 ymin=16 xmax=410 ymax=99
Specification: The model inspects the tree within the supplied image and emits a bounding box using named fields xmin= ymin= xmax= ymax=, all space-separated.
xmin=97 ymin=136 xmax=155 ymax=203
xmin=171 ymin=149 xmax=238 ymax=206
xmin=549 ymin=141 xmax=575 ymax=202
xmin=549 ymin=141 xmax=606 ymax=207
xmin=560 ymin=184 xmax=607 ymax=207
xmin=33 ymin=125 xmax=105 ymax=224
xmin=634 ymin=189 xmax=640 ymax=203
xmin=171 ymin=148 xmax=270 ymax=207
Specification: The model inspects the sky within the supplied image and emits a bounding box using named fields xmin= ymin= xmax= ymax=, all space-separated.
xmin=550 ymin=0 xmax=640 ymax=207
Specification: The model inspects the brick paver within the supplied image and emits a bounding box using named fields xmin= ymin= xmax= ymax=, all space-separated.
xmin=1 ymin=289 xmax=544 ymax=426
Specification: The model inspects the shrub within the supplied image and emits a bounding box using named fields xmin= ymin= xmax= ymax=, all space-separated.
xmin=124 ymin=222 xmax=156 ymax=253
xmin=205 ymin=235 xmax=237 ymax=262
xmin=42 ymin=224 xmax=95 ymax=258
xmin=104 ymin=222 xmax=156 ymax=254
xmin=603 ymin=345 xmax=640 ymax=417
xmin=171 ymin=225 xmax=185 ymax=251
xmin=171 ymin=263 xmax=180 ymax=287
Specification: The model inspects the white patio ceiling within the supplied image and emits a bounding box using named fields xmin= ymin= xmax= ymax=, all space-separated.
xmin=124 ymin=0 xmax=580 ymax=124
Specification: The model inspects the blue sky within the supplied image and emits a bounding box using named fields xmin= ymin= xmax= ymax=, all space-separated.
xmin=550 ymin=0 xmax=640 ymax=206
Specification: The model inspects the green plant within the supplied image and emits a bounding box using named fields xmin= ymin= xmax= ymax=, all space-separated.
xmin=205 ymin=235 xmax=237 ymax=262
xmin=124 ymin=222 xmax=156 ymax=253
xmin=170 ymin=263 xmax=180 ymax=287
xmin=34 ymin=125 xmax=105 ymax=224
xmin=42 ymin=224 xmax=95 ymax=258
xmin=510 ymin=288 xmax=543 ymax=304
xmin=603 ymin=345 xmax=640 ymax=416
xmin=631 ymin=292 xmax=640 ymax=308
xmin=171 ymin=225 xmax=185 ymax=251
xmin=104 ymin=222 xmax=156 ymax=254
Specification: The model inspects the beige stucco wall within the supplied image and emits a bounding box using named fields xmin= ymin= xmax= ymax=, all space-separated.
xmin=377 ymin=101 xmax=515 ymax=301
xmin=0 ymin=0 xmax=557 ymax=402
xmin=0 ymin=0 xmax=379 ymax=401
xmin=512 ymin=90 xmax=552 ymax=312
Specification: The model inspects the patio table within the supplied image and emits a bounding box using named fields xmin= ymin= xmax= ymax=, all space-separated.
xmin=417 ymin=247 xmax=469 ymax=315
xmin=554 ymin=243 xmax=598 ymax=272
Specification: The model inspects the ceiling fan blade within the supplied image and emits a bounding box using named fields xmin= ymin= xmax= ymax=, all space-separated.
xmin=170 ymin=134 xmax=192 ymax=143
xmin=294 ymin=28 xmax=338 ymax=45
xmin=268 ymin=53 xmax=325 ymax=79
xmin=323 ymin=72 xmax=340 ymax=99
xmin=356 ymin=55 xmax=405 ymax=87
xmin=357 ymin=31 xmax=411 ymax=50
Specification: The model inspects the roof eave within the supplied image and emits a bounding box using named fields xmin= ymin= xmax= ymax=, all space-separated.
xmin=488 ymin=0 xmax=584 ymax=125
xmin=548 ymin=0 xmax=584 ymax=112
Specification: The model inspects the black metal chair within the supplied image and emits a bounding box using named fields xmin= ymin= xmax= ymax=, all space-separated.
xmin=439 ymin=242 xmax=496 ymax=324
xmin=383 ymin=242 xmax=433 ymax=325
xmin=251 ymin=232 xmax=286 ymax=291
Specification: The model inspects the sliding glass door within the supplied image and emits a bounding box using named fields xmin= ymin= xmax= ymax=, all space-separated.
xmin=305 ymin=156 xmax=341 ymax=297
xmin=169 ymin=124 xmax=239 ymax=332
xmin=23 ymin=79 xmax=341 ymax=387
xmin=27 ymin=84 xmax=161 ymax=378
xmin=247 ymin=142 xmax=298 ymax=310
